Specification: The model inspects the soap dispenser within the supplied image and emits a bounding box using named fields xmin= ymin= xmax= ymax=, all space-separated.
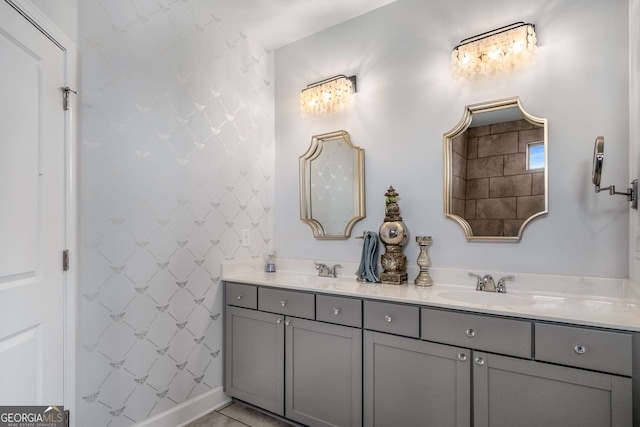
xmin=265 ymin=253 xmax=276 ymax=273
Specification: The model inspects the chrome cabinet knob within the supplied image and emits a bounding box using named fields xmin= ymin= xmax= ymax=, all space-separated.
xmin=475 ymin=356 xmax=485 ymax=366
xmin=466 ymin=328 xmax=476 ymax=338
xmin=458 ymin=353 xmax=467 ymax=362
xmin=333 ymin=308 xmax=341 ymax=315
xmin=280 ymin=300 xmax=287 ymax=307
xmin=276 ymin=318 xmax=282 ymax=324
xmin=384 ymin=315 xmax=393 ymax=323
xmin=574 ymin=344 xmax=586 ymax=355
xmin=237 ymin=294 xmax=243 ymax=300
xmin=285 ymin=320 xmax=291 ymax=326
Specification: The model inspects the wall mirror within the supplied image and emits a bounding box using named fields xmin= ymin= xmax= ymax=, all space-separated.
xmin=443 ymin=97 xmax=548 ymax=241
xmin=299 ymin=130 xmax=365 ymax=239
xmin=591 ymin=136 xmax=638 ymax=209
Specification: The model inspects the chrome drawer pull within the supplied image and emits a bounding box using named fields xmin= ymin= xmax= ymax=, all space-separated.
xmin=574 ymin=344 xmax=587 ymax=355
xmin=280 ymin=300 xmax=287 ymax=307
xmin=333 ymin=308 xmax=341 ymax=315
xmin=276 ymin=318 xmax=282 ymax=324
xmin=384 ymin=315 xmax=393 ymax=323
xmin=237 ymin=294 xmax=243 ymax=300
xmin=285 ymin=320 xmax=291 ymax=326
xmin=475 ymin=356 xmax=485 ymax=366
xmin=466 ymin=328 xmax=476 ymax=338
xmin=458 ymin=353 xmax=467 ymax=362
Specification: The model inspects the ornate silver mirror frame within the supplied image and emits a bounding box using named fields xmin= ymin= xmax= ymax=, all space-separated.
xmin=299 ymin=130 xmax=365 ymax=239
xmin=443 ymin=97 xmax=548 ymax=241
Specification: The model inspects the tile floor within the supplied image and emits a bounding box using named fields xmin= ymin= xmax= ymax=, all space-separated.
xmin=187 ymin=402 xmax=294 ymax=427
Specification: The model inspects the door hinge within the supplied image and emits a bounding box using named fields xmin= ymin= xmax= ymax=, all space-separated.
xmin=62 ymin=87 xmax=77 ymax=111
xmin=63 ymin=250 xmax=70 ymax=271
xmin=64 ymin=409 xmax=70 ymax=427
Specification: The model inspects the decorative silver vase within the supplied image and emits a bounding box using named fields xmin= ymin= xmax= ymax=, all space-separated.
xmin=414 ymin=235 xmax=433 ymax=287
xmin=379 ymin=186 xmax=408 ymax=285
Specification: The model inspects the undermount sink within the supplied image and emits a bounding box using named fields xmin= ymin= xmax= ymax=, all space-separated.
xmin=438 ymin=290 xmax=535 ymax=307
xmin=277 ymin=275 xmax=340 ymax=286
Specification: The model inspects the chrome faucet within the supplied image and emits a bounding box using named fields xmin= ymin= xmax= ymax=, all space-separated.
xmin=496 ymin=275 xmax=515 ymax=293
xmin=315 ymin=262 xmax=330 ymax=276
xmin=481 ymin=274 xmax=496 ymax=291
xmin=329 ymin=264 xmax=341 ymax=278
xmin=315 ymin=262 xmax=341 ymax=278
xmin=469 ymin=272 xmax=515 ymax=293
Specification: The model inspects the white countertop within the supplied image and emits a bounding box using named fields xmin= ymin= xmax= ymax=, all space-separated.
xmin=221 ymin=259 xmax=640 ymax=332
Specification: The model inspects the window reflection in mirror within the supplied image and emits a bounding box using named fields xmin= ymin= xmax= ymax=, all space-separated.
xmin=444 ymin=97 xmax=548 ymax=241
xmin=527 ymin=142 xmax=544 ymax=171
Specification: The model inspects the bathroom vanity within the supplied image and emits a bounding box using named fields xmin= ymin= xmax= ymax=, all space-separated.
xmin=222 ymin=261 xmax=640 ymax=427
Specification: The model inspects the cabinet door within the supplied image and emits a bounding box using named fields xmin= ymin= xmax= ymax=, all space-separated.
xmin=473 ymin=352 xmax=632 ymax=427
xmin=285 ymin=317 xmax=362 ymax=427
xmin=364 ymin=331 xmax=471 ymax=427
xmin=225 ymin=306 xmax=285 ymax=415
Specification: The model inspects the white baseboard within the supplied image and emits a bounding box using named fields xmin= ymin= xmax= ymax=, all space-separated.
xmin=133 ymin=387 xmax=230 ymax=427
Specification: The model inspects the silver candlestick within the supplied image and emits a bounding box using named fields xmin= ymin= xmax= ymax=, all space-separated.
xmin=414 ymin=235 xmax=433 ymax=287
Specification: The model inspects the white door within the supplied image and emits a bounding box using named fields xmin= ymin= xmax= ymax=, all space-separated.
xmin=0 ymin=0 xmax=66 ymax=405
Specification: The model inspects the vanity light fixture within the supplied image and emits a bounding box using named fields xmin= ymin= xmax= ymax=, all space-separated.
xmin=451 ymin=22 xmax=537 ymax=81
xmin=300 ymin=75 xmax=356 ymax=117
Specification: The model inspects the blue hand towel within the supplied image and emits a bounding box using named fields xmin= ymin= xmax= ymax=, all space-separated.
xmin=356 ymin=231 xmax=379 ymax=282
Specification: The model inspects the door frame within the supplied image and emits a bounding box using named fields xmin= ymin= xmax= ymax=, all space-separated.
xmin=4 ymin=0 xmax=77 ymax=423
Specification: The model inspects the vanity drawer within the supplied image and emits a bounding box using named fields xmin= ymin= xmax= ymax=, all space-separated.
xmin=225 ymin=282 xmax=257 ymax=309
xmin=364 ymin=300 xmax=419 ymax=338
xmin=535 ymin=323 xmax=632 ymax=376
xmin=316 ymin=295 xmax=362 ymax=328
xmin=421 ymin=308 xmax=532 ymax=359
xmin=258 ymin=287 xmax=315 ymax=319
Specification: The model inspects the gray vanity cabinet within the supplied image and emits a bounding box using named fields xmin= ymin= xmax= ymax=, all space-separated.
xmin=225 ymin=284 xmax=363 ymax=427
xmin=225 ymin=282 xmax=635 ymax=427
xmin=363 ymin=331 xmax=471 ymax=427
xmin=285 ymin=317 xmax=362 ymax=427
xmin=225 ymin=305 xmax=285 ymax=415
xmin=419 ymin=307 xmax=633 ymax=427
xmin=472 ymin=351 xmax=632 ymax=427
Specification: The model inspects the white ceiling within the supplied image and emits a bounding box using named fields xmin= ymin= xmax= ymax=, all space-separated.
xmin=214 ymin=0 xmax=399 ymax=49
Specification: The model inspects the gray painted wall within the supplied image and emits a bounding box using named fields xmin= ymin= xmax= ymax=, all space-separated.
xmin=630 ymin=0 xmax=640 ymax=281
xmin=275 ymin=0 xmax=630 ymax=278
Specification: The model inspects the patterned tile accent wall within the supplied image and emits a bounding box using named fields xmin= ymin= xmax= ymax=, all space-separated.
xmin=77 ymin=1 xmax=274 ymax=426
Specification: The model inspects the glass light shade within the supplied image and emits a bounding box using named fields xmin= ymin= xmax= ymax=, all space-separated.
xmin=451 ymin=23 xmax=537 ymax=81
xmin=300 ymin=75 xmax=356 ymax=117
